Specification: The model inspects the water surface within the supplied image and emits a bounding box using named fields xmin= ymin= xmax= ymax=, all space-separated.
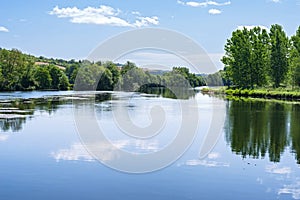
xmin=0 ymin=91 xmax=299 ymax=200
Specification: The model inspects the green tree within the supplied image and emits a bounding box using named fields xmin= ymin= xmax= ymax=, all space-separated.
xmin=221 ymin=67 xmax=233 ymax=87
xmin=171 ymin=67 xmax=205 ymax=87
xmin=104 ymin=61 xmax=120 ymax=88
xmin=249 ymin=27 xmax=270 ymax=87
xmin=48 ymin=65 xmax=63 ymax=89
xmin=269 ymin=24 xmax=289 ymax=88
xmin=290 ymin=26 xmax=300 ymax=87
xmin=0 ymin=49 xmax=25 ymax=90
xmin=74 ymin=64 xmax=113 ymax=91
xmin=0 ymin=68 xmax=3 ymax=87
xmin=120 ymin=67 xmax=148 ymax=91
xmin=20 ymin=60 xmax=35 ymax=90
xmin=34 ymin=66 xmax=52 ymax=89
xmin=65 ymin=63 xmax=79 ymax=84
xmin=222 ymin=27 xmax=272 ymax=88
xmin=205 ymin=71 xmax=224 ymax=86
xmin=96 ymin=68 xmax=113 ymax=91
xmin=222 ymin=28 xmax=252 ymax=88
xmin=121 ymin=61 xmax=136 ymax=75
xmin=58 ymin=73 xmax=70 ymax=90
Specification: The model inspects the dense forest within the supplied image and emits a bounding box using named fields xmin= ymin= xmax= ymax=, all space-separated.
xmin=0 ymin=48 xmax=205 ymax=91
xmin=213 ymin=24 xmax=300 ymax=89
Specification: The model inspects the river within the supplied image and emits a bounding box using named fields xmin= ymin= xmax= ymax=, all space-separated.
xmin=0 ymin=91 xmax=299 ymax=200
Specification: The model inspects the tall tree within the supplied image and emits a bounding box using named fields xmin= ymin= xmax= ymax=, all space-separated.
xmin=290 ymin=26 xmax=300 ymax=87
xmin=222 ymin=27 xmax=273 ymax=88
xmin=249 ymin=27 xmax=270 ymax=87
xmin=269 ymin=24 xmax=289 ymax=88
xmin=222 ymin=28 xmax=252 ymax=88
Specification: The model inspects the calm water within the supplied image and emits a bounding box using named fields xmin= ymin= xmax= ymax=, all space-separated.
xmin=0 ymin=91 xmax=299 ymax=200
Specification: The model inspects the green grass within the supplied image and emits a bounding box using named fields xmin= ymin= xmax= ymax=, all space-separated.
xmin=201 ymin=87 xmax=226 ymax=94
xmin=201 ymin=87 xmax=300 ymax=101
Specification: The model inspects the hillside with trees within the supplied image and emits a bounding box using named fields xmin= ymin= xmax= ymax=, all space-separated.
xmin=0 ymin=48 xmax=205 ymax=92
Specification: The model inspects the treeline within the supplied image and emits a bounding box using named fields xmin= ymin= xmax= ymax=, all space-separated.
xmin=0 ymin=48 xmax=205 ymax=91
xmin=74 ymin=61 xmax=205 ymax=91
xmin=220 ymin=24 xmax=300 ymax=89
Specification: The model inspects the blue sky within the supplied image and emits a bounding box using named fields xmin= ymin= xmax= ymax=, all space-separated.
xmin=1 ymin=0 xmax=300 ymax=70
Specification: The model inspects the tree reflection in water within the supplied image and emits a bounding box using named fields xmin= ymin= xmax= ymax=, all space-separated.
xmin=225 ymin=99 xmax=300 ymax=164
xmin=0 ymin=93 xmax=114 ymax=132
xmin=0 ymin=117 xmax=27 ymax=132
xmin=0 ymin=97 xmax=68 ymax=132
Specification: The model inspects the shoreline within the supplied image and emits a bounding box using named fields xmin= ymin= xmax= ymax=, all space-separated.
xmin=201 ymin=87 xmax=300 ymax=101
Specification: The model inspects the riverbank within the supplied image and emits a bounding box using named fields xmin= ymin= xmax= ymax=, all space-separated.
xmin=201 ymin=87 xmax=300 ymax=101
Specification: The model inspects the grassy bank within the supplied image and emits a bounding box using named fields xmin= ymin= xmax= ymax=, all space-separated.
xmin=201 ymin=87 xmax=300 ymax=101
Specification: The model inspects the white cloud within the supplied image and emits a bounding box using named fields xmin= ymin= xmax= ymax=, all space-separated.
xmin=109 ymin=139 xmax=160 ymax=153
xmin=185 ymin=159 xmax=229 ymax=167
xmin=51 ymin=140 xmax=160 ymax=162
xmin=278 ymin=182 xmax=300 ymax=199
xmin=134 ymin=16 xmax=159 ymax=27
xmin=271 ymin=0 xmax=281 ymax=3
xmin=183 ymin=152 xmax=227 ymax=167
xmin=131 ymin=11 xmax=141 ymax=16
xmin=177 ymin=0 xmax=186 ymax=5
xmin=0 ymin=134 xmax=9 ymax=141
xmin=51 ymin=141 xmax=129 ymax=162
xmin=265 ymin=164 xmax=292 ymax=175
xmin=49 ymin=5 xmax=159 ymax=27
xmin=257 ymin=177 xmax=263 ymax=185
xmin=187 ymin=2 xmax=204 ymax=7
xmin=133 ymin=140 xmax=159 ymax=151
xmin=51 ymin=143 xmax=95 ymax=162
xmin=0 ymin=26 xmax=9 ymax=32
xmin=237 ymin=25 xmax=269 ymax=31
xmin=209 ymin=9 xmax=222 ymax=14
xmin=178 ymin=1 xmax=231 ymax=7
xmin=207 ymin=152 xmax=220 ymax=159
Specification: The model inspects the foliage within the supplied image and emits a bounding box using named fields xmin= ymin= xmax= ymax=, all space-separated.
xmin=222 ymin=27 xmax=270 ymax=88
xmin=222 ymin=24 xmax=300 ymax=89
xmin=269 ymin=24 xmax=289 ymax=88
xmin=33 ymin=66 xmax=52 ymax=89
xmin=0 ymin=48 xmax=205 ymax=92
xmin=290 ymin=26 xmax=300 ymax=87
xmin=164 ymin=67 xmax=205 ymax=88
xmin=222 ymin=88 xmax=300 ymax=100
xmin=0 ymin=49 xmax=28 ymax=90
xmin=204 ymin=70 xmax=224 ymax=86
